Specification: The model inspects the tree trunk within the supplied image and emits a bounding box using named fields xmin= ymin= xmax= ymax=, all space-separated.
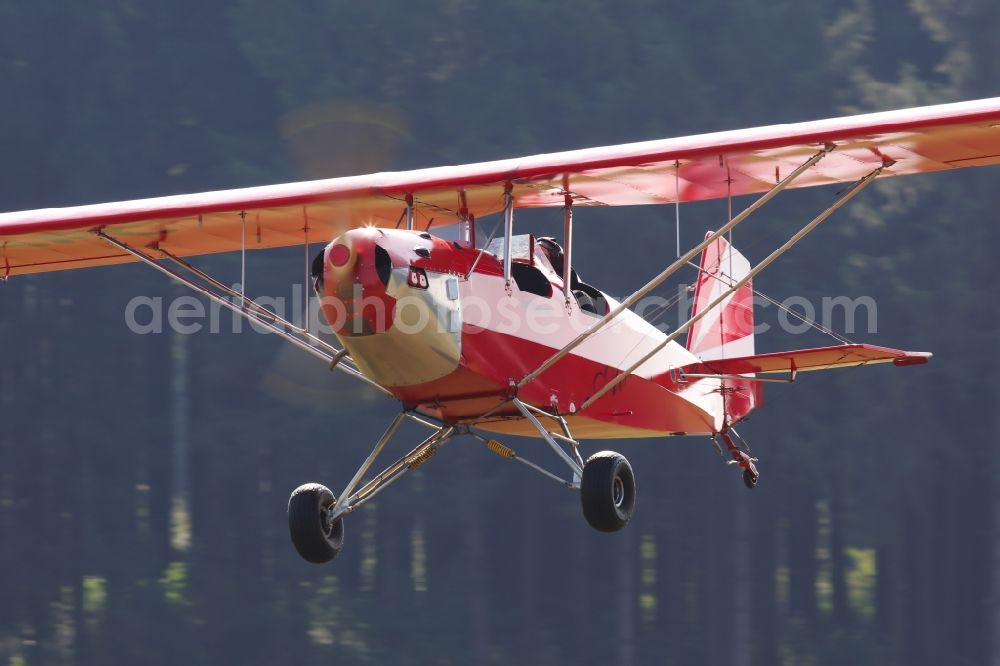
xmin=732 ymin=497 xmax=752 ymax=666
xmin=788 ymin=484 xmax=817 ymax=624
xmin=830 ymin=490 xmax=849 ymax=626
xmin=169 ymin=319 xmax=192 ymax=554
xmin=751 ymin=489 xmax=779 ymax=665
xmin=617 ymin=527 xmax=636 ymax=666
xmin=991 ymin=392 xmax=1000 ymax=666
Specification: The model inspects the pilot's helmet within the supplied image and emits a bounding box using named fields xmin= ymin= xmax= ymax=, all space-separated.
xmin=536 ymin=236 xmax=562 ymax=260
xmin=536 ymin=236 xmax=565 ymax=274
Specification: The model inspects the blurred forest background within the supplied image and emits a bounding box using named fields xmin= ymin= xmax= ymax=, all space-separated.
xmin=1 ymin=1 xmax=998 ymax=665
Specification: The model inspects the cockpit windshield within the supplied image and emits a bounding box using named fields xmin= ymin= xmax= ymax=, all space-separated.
xmin=483 ymin=233 xmax=561 ymax=280
xmin=485 ymin=234 xmax=533 ymax=263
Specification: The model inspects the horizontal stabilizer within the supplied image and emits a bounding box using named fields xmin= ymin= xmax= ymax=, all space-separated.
xmin=680 ymin=344 xmax=931 ymax=377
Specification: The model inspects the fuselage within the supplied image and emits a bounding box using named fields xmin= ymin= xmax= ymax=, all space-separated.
xmin=316 ymin=227 xmax=755 ymax=439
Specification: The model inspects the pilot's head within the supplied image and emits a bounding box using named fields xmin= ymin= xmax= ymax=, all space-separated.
xmin=536 ymin=236 xmax=565 ymax=276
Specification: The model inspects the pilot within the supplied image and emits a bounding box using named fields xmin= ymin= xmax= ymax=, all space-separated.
xmin=311 ymin=249 xmax=326 ymax=292
xmin=537 ymin=236 xmax=602 ymax=313
xmin=537 ymin=236 xmax=571 ymax=283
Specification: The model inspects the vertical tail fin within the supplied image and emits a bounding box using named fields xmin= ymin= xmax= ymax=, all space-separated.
xmin=686 ymin=232 xmax=755 ymax=361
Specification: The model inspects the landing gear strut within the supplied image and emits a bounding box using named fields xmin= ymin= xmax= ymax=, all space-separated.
xmin=288 ymin=402 xmax=641 ymax=564
xmin=714 ymin=429 xmax=759 ymax=489
xmin=498 ymin=399 xmax=637 ymax=533
xmin=287 ymin=412 xmax=455 ymax=564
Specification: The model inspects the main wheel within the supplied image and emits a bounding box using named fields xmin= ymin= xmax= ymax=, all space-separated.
xmin=288 ymin=483 xmax=345 ymax=563
xmin=742 ymin=469 xmax=758 ymax=489
xmin=580 ymin=451 xmax=636 ymax=532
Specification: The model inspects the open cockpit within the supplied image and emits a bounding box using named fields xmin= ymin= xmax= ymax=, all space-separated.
xmin=485 ymin=233 xmax=609 ymax=314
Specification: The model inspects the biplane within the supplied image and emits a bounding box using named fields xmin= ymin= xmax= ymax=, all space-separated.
xmin=2 ymin=98 xmax=999 ymax=564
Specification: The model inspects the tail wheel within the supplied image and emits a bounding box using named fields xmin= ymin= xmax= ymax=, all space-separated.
xmin=580 ymin=451 xmax=636 ymax=532
xmin=288 ymin=483 xmax=345 ymax=563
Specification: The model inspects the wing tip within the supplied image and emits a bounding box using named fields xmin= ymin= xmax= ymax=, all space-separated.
xmin=892 ymin=351 xmax=932 ymax=367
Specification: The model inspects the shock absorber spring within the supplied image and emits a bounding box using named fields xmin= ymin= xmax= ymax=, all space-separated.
xmin=486 ymin=439 xmax=516 ymax=459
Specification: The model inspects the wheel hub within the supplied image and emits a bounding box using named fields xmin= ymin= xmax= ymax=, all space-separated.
xmin=612 ymin=476 xmax=625 ymax=507
xmin=320 ymin=507 xmax=336 ymax=536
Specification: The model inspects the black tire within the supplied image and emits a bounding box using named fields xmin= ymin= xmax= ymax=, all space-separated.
xmin=288 ymin=483 xmax=345 ymax=564
xmin=580 ymin=451 xmax=636 ymax=532
xmin=742 ymin=469 xmax=758 ymax=489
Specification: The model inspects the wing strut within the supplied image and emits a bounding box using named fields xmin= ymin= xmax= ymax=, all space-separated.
xmin=95 ymin=230 xmax=391 ymax=397
xmin=563 ymin=194 xmax=573 ymax=303
xmin=502 ymin=182 xmax=514 ymax=287
xmin=580 ymin=162 xmax=890 ymax=410
xmin=405 ymin=193 xmax=415 ymax=231
xmin=674 ymin=160 xmax=681 ymax=258
xmin=240 ymin=210 xmax=247 ymax=308
xmin=515 ymin=143 xmax=835 ymax=391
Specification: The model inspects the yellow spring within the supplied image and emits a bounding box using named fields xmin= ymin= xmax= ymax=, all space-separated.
xmin=486 ymin=439 xmax=516 ymax=459
xmin=406 ymin=447 xmax=437 ymax=469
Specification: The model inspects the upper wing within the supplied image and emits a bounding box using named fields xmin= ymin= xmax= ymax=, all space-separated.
xmin=3 ymin=97 xmax=1000 ymax=276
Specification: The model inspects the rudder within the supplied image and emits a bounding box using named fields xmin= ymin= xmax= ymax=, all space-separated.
xmin=686 ymin=232 xmax=754 ymax=361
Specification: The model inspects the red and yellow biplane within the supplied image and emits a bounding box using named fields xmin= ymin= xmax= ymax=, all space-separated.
xmin=2 ymin=98 xmax=998 ymax=563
